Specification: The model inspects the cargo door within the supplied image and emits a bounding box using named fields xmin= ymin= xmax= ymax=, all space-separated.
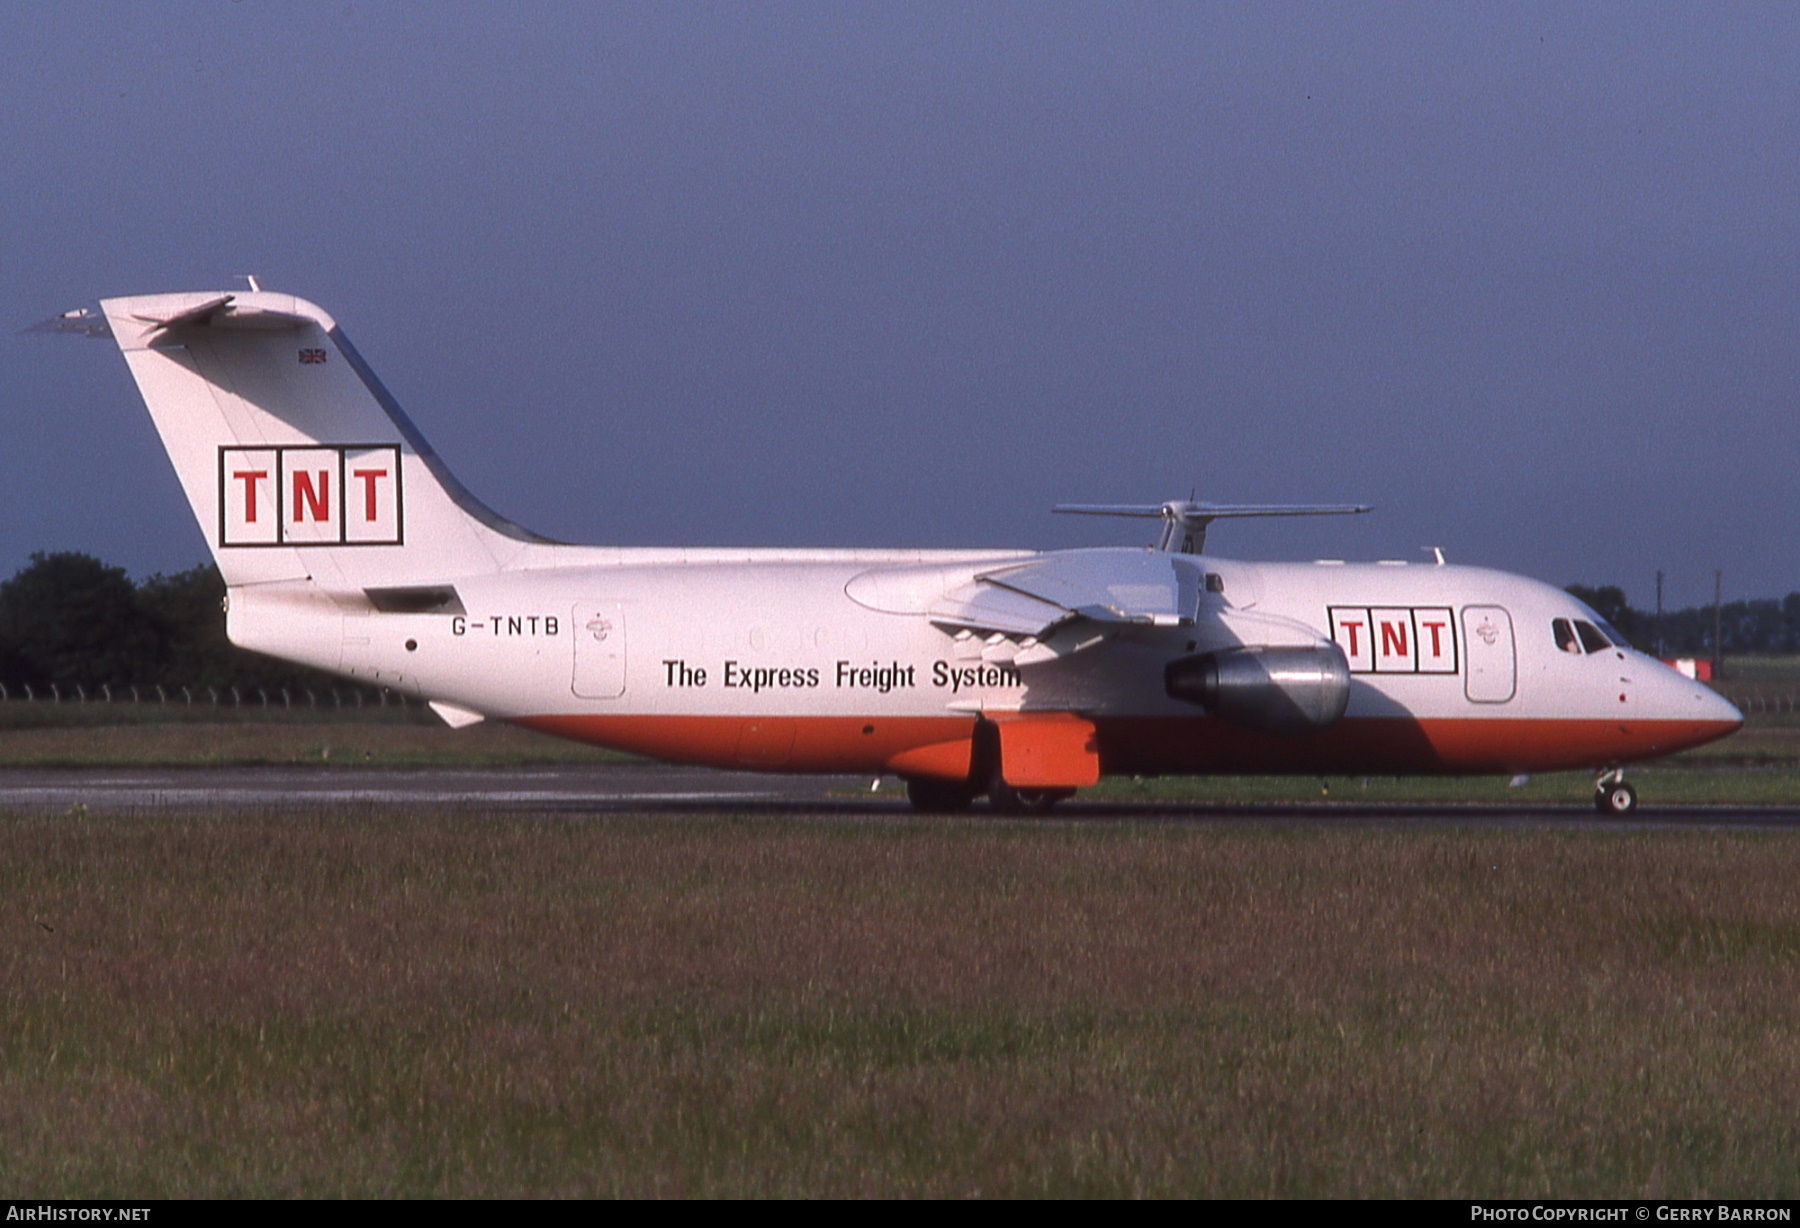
xmin=1461 ymin=605 xmax=1515 ymax=703
xmin=572 ymin=602 xmax=626 ymax=698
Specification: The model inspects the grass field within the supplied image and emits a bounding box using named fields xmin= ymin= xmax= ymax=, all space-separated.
xmin=3 ymin=811 xmax=1799 ymax=1197
xmin=1 ymin=689 xmax=1797 ymax=1196
xmin=0 ymin=702 xmax=627 ymax=767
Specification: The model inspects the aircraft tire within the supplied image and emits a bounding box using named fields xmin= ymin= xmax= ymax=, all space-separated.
xmin=988 ymin=781 xmax=1073 ymax=816
xmin=906 ymin=777 xmax=978 ymax=813
xmin=1595 ymin=782 xmax=1638 ymax=816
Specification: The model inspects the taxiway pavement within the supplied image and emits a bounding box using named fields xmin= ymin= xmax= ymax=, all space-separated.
xmin=0 ymin=763 xmax=1796 ymax=828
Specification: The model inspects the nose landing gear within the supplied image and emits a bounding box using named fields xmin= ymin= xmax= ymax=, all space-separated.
xmin=1594 ymin=768 xmax=1638 ymax=816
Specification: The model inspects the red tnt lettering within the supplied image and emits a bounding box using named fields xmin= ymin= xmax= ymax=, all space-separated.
xmin=1340 ymin=619 xmax=1363 ymax=655
xmin=292 ymin=470 xmax=331 ymax=522
xmin=1419 ymin=619 xmax=1447 ymax=656
xmin=234 ymin=470 xmax=269 ymax=522
xmin=352 ymin=468 xmax=388 ymax=521
xmin=1380 ymin=620 xmax=1409 ymax=657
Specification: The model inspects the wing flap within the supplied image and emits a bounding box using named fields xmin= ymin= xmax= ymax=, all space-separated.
xmin=929 ymin=581 xmax=1071 ymax=637
xmin=922 ymin=549 xmax=1204 ymax=657
xmin=982 ymin=550 xmax=1202 ymax=627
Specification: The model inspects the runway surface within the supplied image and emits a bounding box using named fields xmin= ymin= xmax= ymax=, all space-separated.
xmin=1 ymin=763 xmax=1798 ymax=828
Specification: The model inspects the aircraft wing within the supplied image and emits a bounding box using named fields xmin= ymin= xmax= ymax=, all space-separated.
xmin=930 ymin=549 xmax=1203 ymax=664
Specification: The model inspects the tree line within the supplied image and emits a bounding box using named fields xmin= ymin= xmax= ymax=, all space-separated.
xmin=0 ymin=552 xmax=342 ymax=694
xmin=0 ymin=552 xmax=1789 ymax=693
xmin=1558 ymin=585 xmax=1791 ymax=658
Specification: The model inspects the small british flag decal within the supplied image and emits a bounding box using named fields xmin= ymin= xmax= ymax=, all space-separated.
xmin=299 ymin=347 xmax=327 ymax=364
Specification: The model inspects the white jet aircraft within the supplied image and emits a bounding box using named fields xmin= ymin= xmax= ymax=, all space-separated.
xmin=44 ymin=290 xmax=1741 ymax=814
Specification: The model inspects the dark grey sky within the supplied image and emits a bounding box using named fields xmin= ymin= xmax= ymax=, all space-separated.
xmin=4 ymin=3 xmax=1796 ymax=608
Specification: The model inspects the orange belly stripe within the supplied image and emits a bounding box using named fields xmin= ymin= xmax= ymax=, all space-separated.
xmin=512 ymin=712 xmax=1740 ymax=779
xmin=516 ymin=713 xmax=978 ymax=776
xmin=1090 ymin=715 xmax=1741 ymax=776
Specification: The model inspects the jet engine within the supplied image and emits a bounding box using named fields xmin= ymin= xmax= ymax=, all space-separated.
xmin=1164 ymin=644 xmax=1351 ymax=735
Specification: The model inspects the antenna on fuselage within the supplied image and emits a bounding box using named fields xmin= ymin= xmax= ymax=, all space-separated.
xmin=1052 ymin=500 xmax=1371 ymax=554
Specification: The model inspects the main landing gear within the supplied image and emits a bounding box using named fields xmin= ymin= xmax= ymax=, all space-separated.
xmin=986 ymin=778 xmax=1076 ymax=816
xmin=902 ymin=776 xmax=1075 ymax=815
xmin=904 ymin=720 xmax=1077 ymax=815
xmin=1594 ymin=769 xmax=1638 ymax=816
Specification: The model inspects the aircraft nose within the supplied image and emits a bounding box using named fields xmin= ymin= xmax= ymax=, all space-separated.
xmin=1633 ymin=656 xmax=1742 ymax=753
xmin=1662 ymin=664 xmax=1743 ymax=730
xmin=1697 ymin=679 xmax=1745 ymax=729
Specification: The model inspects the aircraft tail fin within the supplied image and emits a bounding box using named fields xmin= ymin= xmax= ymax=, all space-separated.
xmin=99 ymin=291 xmax=547 ymax=591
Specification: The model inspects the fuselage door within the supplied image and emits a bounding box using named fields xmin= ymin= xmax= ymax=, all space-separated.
xmin=572 ymin=602 xmax=626 ymax=699
xmin=1461 ymin=605 xmax=1515 ymax=703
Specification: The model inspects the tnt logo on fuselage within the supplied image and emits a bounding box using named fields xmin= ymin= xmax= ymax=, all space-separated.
xmin=218 ymin=445 xmax=402 ymax=547
xmin=1328 ymin=606 xmax=1457 ymax=675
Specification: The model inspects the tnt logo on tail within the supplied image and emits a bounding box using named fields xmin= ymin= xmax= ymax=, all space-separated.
xmin=219 ymin=445 xmax=402 ymax=547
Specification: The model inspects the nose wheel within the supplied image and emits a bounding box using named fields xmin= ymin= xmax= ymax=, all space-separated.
xmin=1594 ymin=770 xmax=1638 ymax=816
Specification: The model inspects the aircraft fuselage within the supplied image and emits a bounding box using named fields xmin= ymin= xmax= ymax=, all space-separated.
xmin=225 ymin=549 xmax=1739 ymax=780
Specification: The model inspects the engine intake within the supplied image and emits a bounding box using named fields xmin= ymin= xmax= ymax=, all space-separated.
xmin=1165 ymin=645 xmax=1351 ymax=735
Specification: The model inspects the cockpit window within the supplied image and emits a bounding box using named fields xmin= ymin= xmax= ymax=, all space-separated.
xmin=1553 ymin=618 xmax=1581 ymax=654
xmin=1575 ymin=620 xmax=1611 ymax=653
xmin=1555 ymin=617 xmax=1624 ymax=655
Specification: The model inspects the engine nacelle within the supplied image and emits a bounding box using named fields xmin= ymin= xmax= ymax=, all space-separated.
xmin=1164 ymin=644 xmax=1351 ymax=735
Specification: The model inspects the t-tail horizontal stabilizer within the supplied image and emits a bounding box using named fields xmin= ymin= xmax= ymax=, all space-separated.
xmin=1053 ymin=500 xmax=1371 ymax=554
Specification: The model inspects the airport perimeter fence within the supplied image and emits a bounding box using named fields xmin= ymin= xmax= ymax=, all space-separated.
xmin=0 ymin=682 xmax=412 ymax=710
xmin=1715 ymin=687 xmax=1800 ymax=716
